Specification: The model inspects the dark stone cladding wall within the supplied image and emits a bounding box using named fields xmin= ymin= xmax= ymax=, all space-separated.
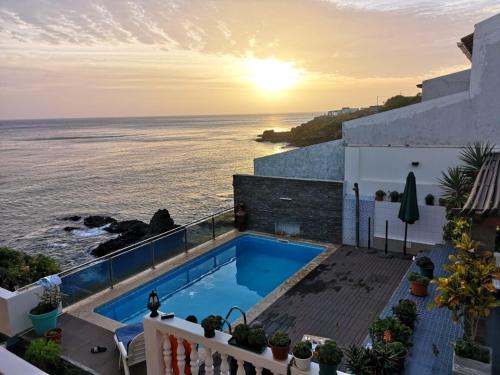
xmin=233 ymin=174 xmax=343 ymax=243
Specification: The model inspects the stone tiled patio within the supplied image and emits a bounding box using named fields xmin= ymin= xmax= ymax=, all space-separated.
xmin=255 ymin=245 xmax=412 ymax=346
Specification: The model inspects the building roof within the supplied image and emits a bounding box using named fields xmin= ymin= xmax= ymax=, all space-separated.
xmin=461 ymin=152 xmax=500 ymax=216
xmin=457 ymin=33 xmax=474 ymax=61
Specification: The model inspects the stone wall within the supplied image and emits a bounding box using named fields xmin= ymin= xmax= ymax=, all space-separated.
xmin=254 ymin=139 xmax=344 ymax=181
xmin=233 ymin=174 xmax=343 ymax=243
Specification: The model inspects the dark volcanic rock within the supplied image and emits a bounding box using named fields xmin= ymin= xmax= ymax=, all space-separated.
xmin=84 ymin=215 xmax=117 ymax=228
xmin=91 ymin=231 xmax=143 ymax=257
xmin=63 ymin=216 xmax=81 ymax=222
xmin=104 ymin=220 xmax=149 ymax=235
xmin=90 ymin=208 xmax=178 ymax=257
xmin=64 ymin=226 xmax=79 ymax=232
xmin=149 ymin=209 xmax=175 ymax=235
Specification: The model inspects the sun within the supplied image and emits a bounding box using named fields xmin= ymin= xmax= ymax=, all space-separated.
xmin=245 ymin=58 xmax=301 ymax=93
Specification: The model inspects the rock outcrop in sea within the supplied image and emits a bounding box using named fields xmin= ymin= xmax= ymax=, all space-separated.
xmin=88 ymin=209 xmax=178 ymax=257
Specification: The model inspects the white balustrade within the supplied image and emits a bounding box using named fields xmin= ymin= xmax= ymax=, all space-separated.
xmin=144 ymin=315 xmax=349 ymax=375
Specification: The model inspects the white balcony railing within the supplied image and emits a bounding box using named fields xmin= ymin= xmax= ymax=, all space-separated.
xmin=144 ymin=315 xmax=348 ymax=375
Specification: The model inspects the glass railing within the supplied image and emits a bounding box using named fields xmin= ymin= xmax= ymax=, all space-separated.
xmin=54 ymin=207 xmax=234 ymax=307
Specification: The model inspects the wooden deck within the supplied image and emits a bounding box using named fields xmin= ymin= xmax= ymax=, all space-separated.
xmin=255 ymin=245 xmax=412 ymax=346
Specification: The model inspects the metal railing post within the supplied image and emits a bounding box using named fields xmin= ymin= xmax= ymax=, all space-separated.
xmin=368 ymin=217 xmax=371 ymax=249
xmin=150 ymin=240 xmax=155 ymax=269
xmin=385 ymin=220 xmax=389 ymax=254
xmin=184 ymin=227 xmax=188 ymax=253
xmin=212 ymin=215 xmax=216 ymax=240
xmin=108 ymin=260 xmax=114 ymax=289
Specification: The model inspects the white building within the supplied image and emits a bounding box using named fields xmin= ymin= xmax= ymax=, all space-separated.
xmin=254 ymin=12 xmax=500 ymax=252
xmin=327 ymin=107 xmax=359 ymax=117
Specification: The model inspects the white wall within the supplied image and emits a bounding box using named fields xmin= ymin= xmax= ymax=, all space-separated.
xmin=0 ymin=285 xmax=42 ymax=336
xmin=345 ymin=145 xmax=463 ymax=204
xmin=374 ymin=201 xmax=446 ymax=245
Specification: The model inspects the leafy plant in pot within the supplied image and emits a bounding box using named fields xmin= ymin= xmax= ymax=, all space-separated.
xmin=430 ymin=233 xmax=498 ymax=374
xmin=369 ymin=317 xmax=412 ymax=348
xmin=316 ymin=340 xmax=343 ymax=375
xmin=392 ymin=299 xmax=418 ymax=330
xmin=425 ymin=194 xmax=435 ymax=206
xmin=407 ymin=272 xmax=429 ymax=297
xmin=28 ymin=285 xmax=62 ymax=336
xmin=375 ymin=190 xmax=386 ymax=201
xmin=389 ymin=190 xmax=400 ymax=203
xmin=292 ymin=341 xmax=312 ymax=371
xmin=268 ymin=331 xmax=290 ymax=361
xmin=24 ymin=338 xmax=61 ymax=372
xmin=44 ymin=327 xmax=63 ymax=344
xmin=415 ymin=255 xmax=434 ymax=279
xmin=201 ymin=315 xmax=222 ymax=338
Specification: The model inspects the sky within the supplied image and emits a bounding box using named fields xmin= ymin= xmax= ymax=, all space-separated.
xmin=0 ymin=0 xmax=499 ymax=120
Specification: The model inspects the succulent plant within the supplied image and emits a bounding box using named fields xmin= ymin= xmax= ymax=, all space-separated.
xmin=269 ymin=331 xmax=290 ymax=347
xmin=316 ymin=340 xmax=343 ymax=365
xmin=292 ymin=341 xmax=312 ymax=359
xmin=247 ymin=328 xmax=267 ymax=347
xmin=232 ymin=323 xmax=249 ymax=344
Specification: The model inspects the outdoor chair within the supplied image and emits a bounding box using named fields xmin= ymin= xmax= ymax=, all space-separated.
xmin=114 ymin=323 xmax=145 ymax=375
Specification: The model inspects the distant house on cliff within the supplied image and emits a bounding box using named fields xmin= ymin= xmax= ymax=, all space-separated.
xmin=327 ymin=107 xmax=359 ymax=117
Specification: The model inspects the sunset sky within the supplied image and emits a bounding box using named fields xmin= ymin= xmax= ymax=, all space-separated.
xmin=1 ymin=1 xmax=499 ymax=120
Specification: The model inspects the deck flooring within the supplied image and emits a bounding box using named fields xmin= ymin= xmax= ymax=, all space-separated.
xmin=255 ymin=245 xmax=412 ymax=346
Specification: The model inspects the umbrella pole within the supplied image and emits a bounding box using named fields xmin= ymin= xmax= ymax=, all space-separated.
xmin=403 ymin=223 xmax=408 ymax=256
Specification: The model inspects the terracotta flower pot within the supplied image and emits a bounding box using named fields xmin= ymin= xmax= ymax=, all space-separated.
xmin=270 ymin=344 xmax=290 ymax=361
xmin=44 ymin=327 xmax=63 ymax=344
xmin=410 ymin=281 xmax=428 ymax=297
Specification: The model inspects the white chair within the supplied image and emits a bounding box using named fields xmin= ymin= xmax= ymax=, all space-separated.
xmin=114 ymin=323 xmax=146 ymax=375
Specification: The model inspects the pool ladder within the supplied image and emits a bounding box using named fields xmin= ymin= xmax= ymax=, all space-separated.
xmin=222 ymin=306 xmax=247 ymax=333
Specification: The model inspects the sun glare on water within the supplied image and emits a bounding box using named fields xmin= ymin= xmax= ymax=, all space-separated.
xmin=245 ymin=58 xmax=301 ymax=94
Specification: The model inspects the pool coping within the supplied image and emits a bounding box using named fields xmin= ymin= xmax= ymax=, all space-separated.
xmin=65 ymin=230 xmax=338 ymax=332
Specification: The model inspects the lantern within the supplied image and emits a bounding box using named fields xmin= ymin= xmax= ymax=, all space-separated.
xmin=147 ymin=290 xmax=160 ymax=317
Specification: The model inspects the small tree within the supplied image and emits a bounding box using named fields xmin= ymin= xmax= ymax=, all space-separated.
xmin=430 ymin=234 xmax=498 ymax=347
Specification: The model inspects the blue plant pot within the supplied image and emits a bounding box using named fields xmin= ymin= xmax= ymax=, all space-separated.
xmin=28 ymin=308 xmax=58 ymax=336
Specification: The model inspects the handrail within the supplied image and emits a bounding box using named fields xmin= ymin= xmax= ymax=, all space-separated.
xmin=17 ymin=206 xmax=234 ymax=291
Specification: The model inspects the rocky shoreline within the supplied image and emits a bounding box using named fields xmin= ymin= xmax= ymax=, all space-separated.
xmin=63 ymin=209 xmax=178 ymax=257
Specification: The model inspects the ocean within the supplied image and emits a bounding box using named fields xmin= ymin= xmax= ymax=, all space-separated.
xmin=0 ymin=113 xmax=313 ymax=268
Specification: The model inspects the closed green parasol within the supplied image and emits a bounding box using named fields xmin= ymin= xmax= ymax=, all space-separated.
xmin=398 ymin=171 xmax=419 ymax=255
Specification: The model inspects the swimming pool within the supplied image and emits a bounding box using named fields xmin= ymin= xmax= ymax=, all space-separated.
xmin=95 ymin=234 xmax=324 ymax=324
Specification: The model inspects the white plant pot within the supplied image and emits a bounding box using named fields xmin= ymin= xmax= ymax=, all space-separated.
xmin=293 ymin=355 xmax=312 ymax=371
xmin=452 ymin=345 xmax=492 ymax=375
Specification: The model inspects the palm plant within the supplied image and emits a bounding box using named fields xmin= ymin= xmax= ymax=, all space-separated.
xmin=459 ymin=142 xmax=494 ymax=178
xmin=437 ymin=167 xmax=470 ymax=208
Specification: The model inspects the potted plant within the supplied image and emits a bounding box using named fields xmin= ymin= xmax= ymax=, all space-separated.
xmin=268 ymin=331 xmax=290 ymax=361
xmin=415 ymin=256 xmax=434 ymax=278
xmin=407 ymin=272 xmax=430 ymax=297
xmin=369 ymin=317 xmax=412 ymax=348
xmin=316 ymin=340 xmax=343 ymax=375
xmin=201 ymin=315 xmax=222 ymax=338
xmin=292 ymin=341 xmax=312 ymax=371
xmin=28 ymin=285 xmax=62 ymax=336
xmin=24 ymin=339 xmax=61 ymax=372
xmin=392 ymin=299 xmax=418 ymax=330
xmin=375 ymin=190 xmax=386 ymax=201
xmin=247 ymin=328 xmax=267 ymax=349
xmin=232 ymin=323 xmax=250 ymax=345
xmin=431 ymin=234 xmax=498 ymax=375
xmin=425 ymin=194 xmax=435 ymax=205
xmin=44 ymin=327 xmax=63 ymax=344
xmin=383 ymin=341 xmax=408 ymax=371
xmin=389 ymin=191 xmax=400 ymax=203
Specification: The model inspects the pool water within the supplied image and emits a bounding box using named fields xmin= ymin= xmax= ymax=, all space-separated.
xmin=95 ymin=234 xmax=324 ymax=324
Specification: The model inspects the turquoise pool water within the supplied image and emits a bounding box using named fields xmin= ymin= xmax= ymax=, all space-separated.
xmin=95 ymin=234 xmax=324 ymax=324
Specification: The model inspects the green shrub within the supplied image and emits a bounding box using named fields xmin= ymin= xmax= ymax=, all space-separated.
xmin=232 ymin=324 xmax=249 ymax=344
xmin=392 ymin=299 xmax=418 ymax=329
xmin=407 ymin=272 xmax=429 ymax=285
xmin=268 ymin=331 xmax=289 ymax=347
xmin=369 ymin=317 xmax=412 ymax=348
xmin=415 ymin=256 xmax=434 ymax=269
xmin=247 ymin=328 xmax=267 ymax=347
xmin=25 ymin=339 xmax=61 ymax=369
xmin=316 ymin=340 xmax=343 ymax=365
xmin=454 ymin=339 xmax=490 ymax=363
xmin=292 ymin=341 xmax=312 ymax=359
xmin=0 ymin=247 xmax=60 ymax=291
xmin=443 ymin=215 xmax=471 ymax=243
